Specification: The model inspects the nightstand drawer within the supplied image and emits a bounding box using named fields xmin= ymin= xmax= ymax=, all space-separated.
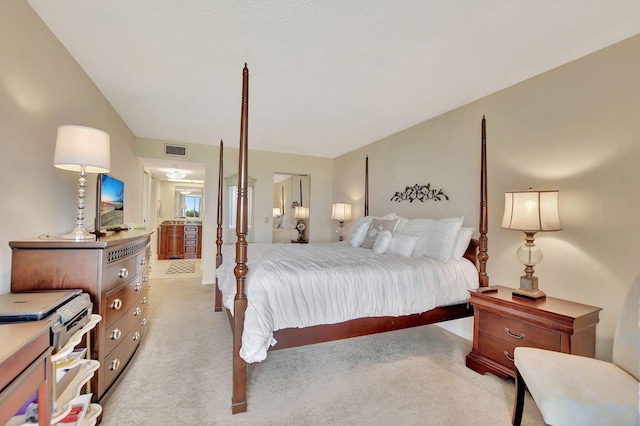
xmin=479 ymin=310 xmax=561 ymax=350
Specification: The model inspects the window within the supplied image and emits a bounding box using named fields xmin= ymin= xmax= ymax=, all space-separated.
xmin=184 ymin=195 xmax=201 ymax=217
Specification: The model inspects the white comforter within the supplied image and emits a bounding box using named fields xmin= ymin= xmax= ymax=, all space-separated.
xmin=217 ymin=242 xmax=478 ymax=363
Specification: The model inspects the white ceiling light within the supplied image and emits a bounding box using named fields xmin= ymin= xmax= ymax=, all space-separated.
xmin=166 ymin=169 xmax=187 ymax=179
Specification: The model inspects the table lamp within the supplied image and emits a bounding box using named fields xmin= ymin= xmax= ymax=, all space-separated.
xmin=54 ymin=125 xmax=111 ymax=240
xmin=501 ymin=188 xmax=561 ymax=300
xmin=331 ymin=203 xmax=352 ymax=241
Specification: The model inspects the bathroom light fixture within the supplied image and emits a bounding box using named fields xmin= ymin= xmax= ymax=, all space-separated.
xmin=54 ymin=125 xmax=111 ymax=240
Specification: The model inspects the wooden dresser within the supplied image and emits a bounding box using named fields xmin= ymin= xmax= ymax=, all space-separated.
xmin=158 ymin=220 xmax=202 ymax=260
xmin=9 ymin=231 xmax=152 ymax=403
xmin=466 ymin=286 xmax=601 ymax=379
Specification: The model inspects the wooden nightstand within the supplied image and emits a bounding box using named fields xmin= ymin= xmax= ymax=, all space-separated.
xmin=466 ymin=286 xmax=601 ymax=379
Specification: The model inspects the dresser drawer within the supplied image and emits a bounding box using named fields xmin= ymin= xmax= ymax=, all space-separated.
xmin=105 ymin=273 xmax=144 ymax=326
xmin=105 ymin=256 xmax=139 ymax=292
xmin=102 ymin=327 xmax=141 ymax=391
xmin=103 ymin=299 xmax=145 ymax=356
xmin=478 ymin=309 xmax=561 ymax=349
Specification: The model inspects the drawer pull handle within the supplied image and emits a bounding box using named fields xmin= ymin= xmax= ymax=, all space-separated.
xmin=110 ymin=328 xmax=122 ymax=340
xmin=111 ymin=298 xmax=123 ymax=310
xmin=134 ymin=282 xmax=142 ymax=292
xmin=504 ymin=351 xmax=515 ymax=362
xmin=143 ymin=275 xmax=149 ymax=283
xmin=505 ymin=327 xmax=526 ymax=339
xmin=141 ymin=257 xmax=146 ymax=266
xmin=134 ymin=307 xmax=142 ymax=316
xmin=141 ymin=318 xmax=148 ymax=327
xmin=119 ymin=268 xmax=129 ymax=279
xmin=142 ymin=297 xmax=148 ymax=304
xmin=133 ymin=331 xmax=141 ymax=341
xmin=110 ymin=358 xmax=121 ymax=371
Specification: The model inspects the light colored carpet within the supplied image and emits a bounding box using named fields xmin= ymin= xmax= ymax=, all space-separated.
xmin=100 ymin=276 xmax=544 ymax=425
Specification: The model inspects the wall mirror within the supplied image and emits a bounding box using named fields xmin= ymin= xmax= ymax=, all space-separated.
xmin=225 ymin=174 xmax=256 ymax=242
xmin=273 ymin=173 xmax=310 ymax=243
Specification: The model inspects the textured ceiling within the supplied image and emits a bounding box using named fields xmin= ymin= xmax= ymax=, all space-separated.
xmin=29 ymin=0 xmax=640 ymax=163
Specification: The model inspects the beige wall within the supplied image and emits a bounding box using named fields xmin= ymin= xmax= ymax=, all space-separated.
xmin=0 ymin=1 xmax=146 ymax=294
xmin=334 ymin=34 xmax=640 ymax=360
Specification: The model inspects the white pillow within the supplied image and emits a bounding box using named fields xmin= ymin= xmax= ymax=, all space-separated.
xmin=396 ymin=218 xmax=436 ymax=257
xmin=281 ymin=214 xmax=294 ymax=230
xmin=349 ymin=216 xmax=373 ymax=247
xmin=373 ymin=230 xmax=392 ymax=254
xmin=388 ymin=233 xmax=419 ymax=257
xmin=451 ymin=227 xmax=474 ymax=261
xmin=273 ymin=216 xmax=282 ymax=229
xmin=423 ymin=217 xmax=464 ymax=263
xmin=361 ymin=218 xmax=398 ymax=249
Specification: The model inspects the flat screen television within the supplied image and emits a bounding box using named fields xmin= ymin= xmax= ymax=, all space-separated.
xmin=95 ymin=173 xmax=124 ymax=234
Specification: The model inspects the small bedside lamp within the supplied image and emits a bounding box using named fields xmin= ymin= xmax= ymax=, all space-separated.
xmin=54 ymin=125 xmax=111 ymax=240
xmin=331 ymin=203 xmax=352 ymax=241
xmin=502 ymin=188 xmax=561 ymax=300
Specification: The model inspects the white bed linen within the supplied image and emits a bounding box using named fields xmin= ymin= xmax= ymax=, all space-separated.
xmin=218 ymin=242 xmax=478 ymax=363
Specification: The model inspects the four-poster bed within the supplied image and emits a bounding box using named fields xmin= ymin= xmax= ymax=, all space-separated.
xmin=215 ymin=64 xmax=489 ymax=414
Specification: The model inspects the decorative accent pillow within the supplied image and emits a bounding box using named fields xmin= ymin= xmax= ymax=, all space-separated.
xmin=373 ymin=230 xmax=392 ymax=254
xmin=423 ymin=217 xmax=464 ymax=263
xmin=451 ymin=227 xmax=474 ymax=261
xmin=388 ymin=234 xmax=419 ymax=257
xmin=361 ymin=218 xmax=398 ymax=249
xmin=349 ymin=216 xmax=373 ymax=247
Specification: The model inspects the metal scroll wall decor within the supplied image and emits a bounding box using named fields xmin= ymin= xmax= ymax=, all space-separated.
xmin=391 ymin=183 xmax=449 ymax=203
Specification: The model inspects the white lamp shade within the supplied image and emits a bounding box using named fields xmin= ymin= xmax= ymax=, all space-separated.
xmin=273 ymin=208 xmax=281 ymax=217
xmin=54 ymin=125 xmax=111 ymax=173
xmin=502 ymin=189 xmax=562 ymax=232
xmin=331 ymin=203 xmax=352 ymax=222
xmin=294 ymin=206 xmax=309 ymax=219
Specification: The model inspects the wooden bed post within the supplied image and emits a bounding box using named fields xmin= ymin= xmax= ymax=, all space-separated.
xmin=479 ymin=116 xmax=489 ymax=286
xmin=232 ymin=64 xmax=249 ymax=414
xmin=364 ymin=155 xmax=369 ymax=216
xmin=215 ymin=140 xmax=224 ymax=312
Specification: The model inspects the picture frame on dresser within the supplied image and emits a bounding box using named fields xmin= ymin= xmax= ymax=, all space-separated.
xmin=9 ymin=230 xmax=152 ymax=404
xmin=465 ymin=285 xmax=602 ymax=379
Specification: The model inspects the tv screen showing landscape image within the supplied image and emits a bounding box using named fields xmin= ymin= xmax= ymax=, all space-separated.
xmin=100 ymin=174 xmax=124 ymax=229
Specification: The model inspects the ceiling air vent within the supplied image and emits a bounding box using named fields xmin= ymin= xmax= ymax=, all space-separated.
xmin=164 ymin=144 xmax=187 ymax=157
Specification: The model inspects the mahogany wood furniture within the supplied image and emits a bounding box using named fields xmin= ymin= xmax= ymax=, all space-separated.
xmin=466 ymin=285 xmax=601 ymax=379
xmin=158 ymin=220 xmax=202 ymax=259
xmin=0 ymin=322 xmax=52 ymax=426
xmin=214 ymin=65 xmax=491 ymax=413
xmin=9 ymin=231 xmax=152 ymax=404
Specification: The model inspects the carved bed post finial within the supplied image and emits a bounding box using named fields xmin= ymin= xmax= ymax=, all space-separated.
xmin=479 ymin=116 xmax=489 ymax=286
xmin=215 ymin=140 xmax=224 ymax=311
xmin=232 ymin=64 xmax=249 ymax=414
